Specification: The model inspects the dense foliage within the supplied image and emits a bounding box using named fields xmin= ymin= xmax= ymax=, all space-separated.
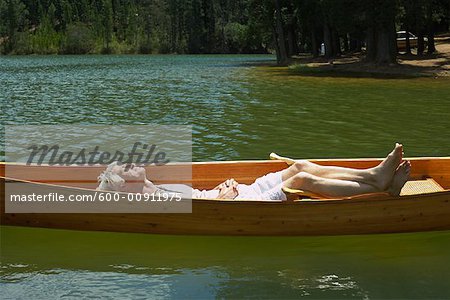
xmin=1 ymin=0 xmax=449 ymax=64
xmin=267 ymin=0 xmax=449 ymax=64
xmin=0 ymin=0 xmax=269 ymax=55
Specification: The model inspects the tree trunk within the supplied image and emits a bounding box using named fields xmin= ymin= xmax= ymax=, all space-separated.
xmin=274 ymin=0 xmax=289 ymax=65
xmin=204 ymin=0 xmax=215 ymax=53
xmin=374 ymin=1 xmax=397 ymax=65
xmin=375 ymin=25 xmax=397 ymax=64
xmin=426 ymin=1 xmax=436 ymax=54
xmin=6 ymin=0 xmax=17 ymax=54
xmin=311 ymin=29 xmax=319 ymax=57
xmin=364 ymin=0 xmax=397 ymax=64
xmin=427 ymin=31 xmax=436 ymax=54
xmin=417 ymin=31 xmax=425 ymax=55
xmin=286 ymin=3 xmax=297 ymax=56
xmin=405 ymin=27 xmax=411 ymax=54
xmin=365 ymin=24 xmax=376 ymax=61
xmin=287 ymin=26 xmax=296 ymax=56
xmin=332 ymin=29 xmax=341 ymax=56
xmin=221 ymin=21 xmax=226 ymax=53
xmin=343 ymin=33 xmax=349 ymax=53
xmin=272 ymin=24 xmax=281 ymax=63
xmin=292 ymin=26 xmax=299 ymax=55
xmin=349 ymin=34 xmax=361 ymax=52
xmin=323 ymin=23 xmax=333 ymax=58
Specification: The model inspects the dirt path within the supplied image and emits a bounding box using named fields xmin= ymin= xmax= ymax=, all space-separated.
xmin=398 ymin=41 xmax=450 ymax=77
xmin=289 ymin=36 xmax=450 ymax=78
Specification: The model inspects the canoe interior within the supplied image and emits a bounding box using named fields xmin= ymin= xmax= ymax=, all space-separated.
xmin=1 ymin=157 xmax=449 ymax=192
xmin=1 ymin=158 xmax=450 ymax=236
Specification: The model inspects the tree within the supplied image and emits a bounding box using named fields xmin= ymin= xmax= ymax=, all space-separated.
xmin=400 ymin=0 xmax=415 ymax=54
xmin=4 ymin=0 xmax=28 ymax=53
xmin=364 ymin=0 xmax=397 ymax=65
xmin=0 ymin=0 xmax=7 ymax=40
xmin=273 ymin=0 xmax=288 ymax=64
xmin=60 ymin=0 xmax=73 ymax=30
xmin=2 ymin=0 xmax=449 ymax=59
xmin=102 ymin=0 xmax=113 ymax=52
xmin=63 ymin=22 xmax=95 ymax=53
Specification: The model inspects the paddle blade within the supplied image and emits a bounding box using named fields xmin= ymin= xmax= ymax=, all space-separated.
xmin=269 ymin=152 xmax=296 ymax=166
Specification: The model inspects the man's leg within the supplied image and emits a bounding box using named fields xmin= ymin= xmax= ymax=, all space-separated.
xmin=283 ymin=172 xmax=380 ymax=198
xmin=281 ymin=143 xmax=403 ymax=191
xmin=283 ymin=160 xmax=411 ymax=198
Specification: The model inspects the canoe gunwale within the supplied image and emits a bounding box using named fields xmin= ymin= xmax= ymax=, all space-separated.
xmin=1 ymin=176 xmax=449 ymax=206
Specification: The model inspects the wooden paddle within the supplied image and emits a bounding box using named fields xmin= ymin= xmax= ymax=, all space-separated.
xmin=269 ymin=152 xmax=296 ymax=165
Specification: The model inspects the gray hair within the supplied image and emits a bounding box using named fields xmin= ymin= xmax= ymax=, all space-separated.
xmin=96 ymin=161 xmax=125 ymax=191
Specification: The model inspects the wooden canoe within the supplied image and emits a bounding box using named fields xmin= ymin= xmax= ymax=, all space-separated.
xmin=1 ymin=157 xmax=450 ymax=236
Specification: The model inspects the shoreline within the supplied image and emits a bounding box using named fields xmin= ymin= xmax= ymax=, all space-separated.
xmin=2 ymin=40 xmax=449 ymax=79
xmin=284 ymin=37 xmax=450 ymax=79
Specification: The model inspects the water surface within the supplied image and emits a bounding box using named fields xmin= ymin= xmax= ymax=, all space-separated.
xmin=2 ymin=55 xmax=449 ymax=160
xmin=2 ymin=227 xmax=450 ymax=299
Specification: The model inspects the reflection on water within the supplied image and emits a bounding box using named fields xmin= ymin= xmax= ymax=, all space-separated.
xmin=1 ymin=55 xmax=450 ymax=298
xmin=1 ymin=55 xmax=269 ymax=161
xmin=1 ymin=226 xmax=450 ymax=299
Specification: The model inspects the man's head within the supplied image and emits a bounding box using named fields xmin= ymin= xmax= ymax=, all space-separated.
xmin=97 ymin=162 xmax=147 ymax=192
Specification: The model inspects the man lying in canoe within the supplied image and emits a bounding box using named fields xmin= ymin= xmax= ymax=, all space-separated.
xmin=97 ymin=143 xmax=410 ymax=200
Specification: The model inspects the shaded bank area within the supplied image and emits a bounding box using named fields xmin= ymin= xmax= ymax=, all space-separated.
xmin=285 ymin=35 xmax=450 ymax=79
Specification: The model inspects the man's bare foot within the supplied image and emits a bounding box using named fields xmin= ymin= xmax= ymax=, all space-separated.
xmin=388 ymin=161 xmax=411 ymax=196
xmin=371 ymin=143 xmax=403 ymax=191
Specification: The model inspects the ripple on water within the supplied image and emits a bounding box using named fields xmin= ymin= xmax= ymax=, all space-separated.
xmin=2 ymin=55 xmax=449 ymax=161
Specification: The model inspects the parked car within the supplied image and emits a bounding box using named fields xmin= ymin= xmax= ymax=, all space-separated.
xmin=397 ymin=31 xmax=428 ymax=50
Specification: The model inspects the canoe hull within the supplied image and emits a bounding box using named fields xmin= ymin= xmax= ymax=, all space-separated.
xmin=1 ymin=158 xmax=450 ymax=236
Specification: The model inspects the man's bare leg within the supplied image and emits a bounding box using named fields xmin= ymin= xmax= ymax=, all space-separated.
xmin=282 ymin=160 xmax=411 ymax=198
xmin=282 ymin=172 xmax=381 ymax=198
xmin=281 ymin=143 xmax=403 ymax=191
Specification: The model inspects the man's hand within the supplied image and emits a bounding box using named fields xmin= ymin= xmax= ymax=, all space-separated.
xmin=217 ymin=185 xmax=239 ymax=199
xmin=215 ymin=178 xmax=239 ymax=199
xmin=214 ymin=178 xmax=239 ymax=190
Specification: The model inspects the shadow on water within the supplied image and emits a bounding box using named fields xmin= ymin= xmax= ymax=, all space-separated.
xmin=1 ymin=226 xmax=450 ymax=299
xmin=263 ymin=63 xmax=436 ymax=80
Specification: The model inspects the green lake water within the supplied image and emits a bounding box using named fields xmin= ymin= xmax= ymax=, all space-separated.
xmin=1 ymin=55 xmax=450 ymax=299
